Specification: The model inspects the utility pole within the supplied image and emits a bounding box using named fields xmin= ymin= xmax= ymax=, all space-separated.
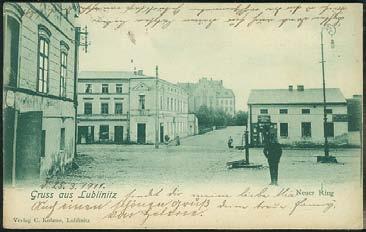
xmin=320 ymin=28 xmax=329 ymax=158
xmin=317 ymin=24 xmax=337 ymax=163
xmin=155 ymin=65 xmax=159 ymax=149
xmin=74 ymin=26 xmax=89 ymax=157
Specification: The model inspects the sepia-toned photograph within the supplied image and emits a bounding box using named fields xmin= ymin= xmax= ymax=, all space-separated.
xmin=2 ymin=2 xmax=363 ymax=229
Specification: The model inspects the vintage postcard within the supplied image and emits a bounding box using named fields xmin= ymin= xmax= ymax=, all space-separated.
xmin=2 ymin=2 xmax=363 ymax=229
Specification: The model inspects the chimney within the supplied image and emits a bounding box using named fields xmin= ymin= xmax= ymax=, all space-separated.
xmin=137 ymin=70 xmax=143 ymax=75
xmin=288 ymin=85 xmax=293 ymax=91
xmin=297 ymin=85 xmax=304 ymax=91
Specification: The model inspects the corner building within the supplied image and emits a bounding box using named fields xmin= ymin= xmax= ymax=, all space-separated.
xmin=77 ymin=71 xmax=196 ymax=144
xmin=3 ymin=3 xmax=80 ymax=184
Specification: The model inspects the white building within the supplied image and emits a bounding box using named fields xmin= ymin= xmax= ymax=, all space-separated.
xmin=178 ymin=77 xmax=236 ymax=115
xmin=247 ymin=85 xmax=348 ymax=146
xmin=77 ymin=71 xmax=197 ymax=144
xmin=77 ymin=71 xmax=130 ymax=144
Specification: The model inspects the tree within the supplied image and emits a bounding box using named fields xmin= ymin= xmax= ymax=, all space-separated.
xmin=231 ymin=111 xmax=248 ymax=126
xmin=196 ymin=105 xmax=213 ymax=128
xmin=195 ymin=106 xmax=247 ymax=128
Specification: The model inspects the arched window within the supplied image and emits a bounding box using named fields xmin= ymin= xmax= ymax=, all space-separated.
xmin=37 ymin=25 xmax=51 ymax=93
xmin=60 ymin=41 xmax=69 ymax=97
xmin=4 ymin=3 xmax=23 ymax=88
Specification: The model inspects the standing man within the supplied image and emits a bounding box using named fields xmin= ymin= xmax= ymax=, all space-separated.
xmin=228 ymin=136 xmax=233 ymax=148
xmin=263 ymin=135 xmax=282 ymax=185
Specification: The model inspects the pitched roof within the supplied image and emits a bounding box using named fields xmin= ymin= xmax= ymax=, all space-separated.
xmin=217 ymin=88 xmax=235 ymax=98
xmin=78 ymin=71 xmax=152 ymax=79
xmin=247 ymin=88 xmax=346 ymax=105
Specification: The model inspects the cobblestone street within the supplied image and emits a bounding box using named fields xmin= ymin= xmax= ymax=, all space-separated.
xmin=57 ymin=126 xmax=361 ymax=187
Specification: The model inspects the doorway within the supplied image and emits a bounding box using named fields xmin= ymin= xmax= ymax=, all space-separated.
xmin=78 ymin=126 xmax=88 ymax=144
xmin=78 ymin=126 xmax=94 ymax=144
xmin=160 ymin=123 xmax=164 ymax=143
xmin=137 ymin=123 xmax=146 ymax=144
xmin=3 ymin=107 xmax=16 ymax=184
xmin=15 ymin=111 xmax=43 ymax=182
xmin=114 ymin=126 xmax=124 ymax=144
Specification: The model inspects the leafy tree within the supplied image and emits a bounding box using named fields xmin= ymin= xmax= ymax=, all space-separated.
xmin=231 ymin=111 xmax=248 ymax=126
xmin=195 ymin=105 xmax=248 ymax=128
xmin=196 ymin=105 xmax=213 ymax=128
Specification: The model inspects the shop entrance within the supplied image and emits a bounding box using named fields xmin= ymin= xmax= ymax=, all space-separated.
xmin=137 ymin=123 xmax=146 ymax=144
xmin=114 ymin=126 xmax=124 ymax=144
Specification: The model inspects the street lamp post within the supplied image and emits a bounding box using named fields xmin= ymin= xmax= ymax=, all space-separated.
xmin=317 ymin=24 xmax=337 ymax=163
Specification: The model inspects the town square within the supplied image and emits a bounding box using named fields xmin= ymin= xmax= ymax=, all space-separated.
xmin=2 ymin=2 xmax=363 ymax=229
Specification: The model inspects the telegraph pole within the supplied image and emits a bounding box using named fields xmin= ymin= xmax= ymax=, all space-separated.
xmin=155 ymin=65 xmax=159 ymax=149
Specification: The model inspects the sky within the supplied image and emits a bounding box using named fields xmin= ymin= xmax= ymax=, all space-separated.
xmin=77 ymin=3 xmax=362 ymax=111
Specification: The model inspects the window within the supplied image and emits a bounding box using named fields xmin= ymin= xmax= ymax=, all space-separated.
xmin=60 ymin=52 xmax=67 ymax=97
xmin=301 ymin=122 xmax=312 ymax=137
xmin=84 ymin=102 xmax=92 ymax=115
xmin=171 ymin=98 xmax=173 ymax=110
xmin=325 ymin=109 xmax=333 ymax=114
xmin=160 ymin=96 xmax=163 ymax=110
xmin=115 ymin=103 xmax=123 ymax=114
xmin=279 ymin=109 xmax=288 ymax=114
xmin=60 ymin=128 xmax=65 ymax=150
xmin=85 ymin=84 xmax=92 ymax=93
xmin=280 ymin=123 xmax=288 ymax=137
xmin=302 ymin=109 xmax=310 ymax=114
xmin=99 ymin=125 xmax=109 ymax=140
xmin=167 ymin=97 xmax=169 ymax=110
xmin=4 ymin=16 xmax=20 ymax=87
xmin=260 ymin=109 xmax=268 ymax=114
xmin=102 ymin=84 xmax=109 ymax=93
xmin=116 ymin=84 xmax=123 ymax=93
xmin=37 ymin=25 xmax=51 ymax=93
xmin=325 ymin=122 xmax=334 ymax=137
xmin=101 ymin=103 xmax=109 ymax=114
xmin=139 ymin=95 xmax=145 ymax=110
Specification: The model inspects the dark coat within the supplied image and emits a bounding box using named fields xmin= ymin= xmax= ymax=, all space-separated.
xmin=263 ymin=142 xmax=282 ymax=163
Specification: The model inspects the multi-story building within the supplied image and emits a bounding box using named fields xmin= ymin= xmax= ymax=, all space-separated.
xmin=178 ymin=77 xmax=235 ymax=115
xmin=3 ymin=3 xmax=80 ymax=184
xmin=247 ymin=85 xmax=348 ymax=146
xmin=77 ymin=70 xmax=196 ymax=144
xmin=77 ymin=71 xmax=130 ymax=144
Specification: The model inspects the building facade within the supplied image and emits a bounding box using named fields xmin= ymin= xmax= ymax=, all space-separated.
xmin=77 ymin=71 xmax=130 ymax=144
xmin=347 ymin=95 xmax=362 ymax=132
xmin=77 ymin=71 xmax=196 ymax=144
xmin=346 ymin=95 xmax=362 ymax=146
xmin=178 ymin=77 xmax=235 ymax=115
xmin=3 ymin=3 xmax=80 ymax=184
xmin=247 ymin=85 xmax=348 ymax=146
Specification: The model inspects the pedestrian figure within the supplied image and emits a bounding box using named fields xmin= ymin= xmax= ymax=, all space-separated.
xmin=164 ymin=135 xmax=170 ymax=145
xmin=263 ymin=135 xmax=282 ymax=185
xmin=228 ymin=136 xmax=233 ymax=148
xmin=175 ymin=136 xmax=180 ymax=146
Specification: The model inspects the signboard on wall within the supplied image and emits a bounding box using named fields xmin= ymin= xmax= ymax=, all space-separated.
xmin=258 ymin=115 xmax=271 ymax=123
xmin=333 ymin=114 xmax=348 ymax=122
